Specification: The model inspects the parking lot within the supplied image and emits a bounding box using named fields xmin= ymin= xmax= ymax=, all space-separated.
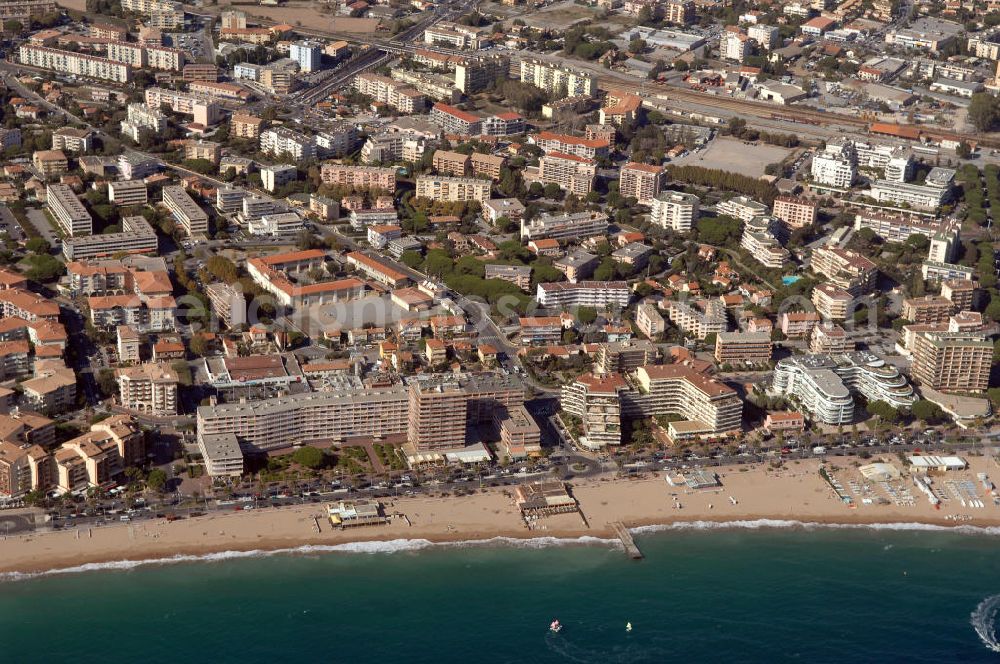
xmin=167 ymin=27 xmax=213 ymax=63
xmin=0 ymin=205 xmax=25 ymax=243
xmin=24 ymin=207 xmax=59 ymax=247
xmin=673 ymin=136 xmax=796 ymax=177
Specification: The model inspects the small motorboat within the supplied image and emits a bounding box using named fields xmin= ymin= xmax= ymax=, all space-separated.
xmin=626 ymin=622 xmax=633 ymax=633
xmin=550 ymin=620 xmax=562 ymax=633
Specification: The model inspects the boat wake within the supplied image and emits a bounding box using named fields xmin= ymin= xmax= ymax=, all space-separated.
xmin=971 ymin=594 xmax=1000 ymax=652
xmin=545 ymin=633 xmax=645 ymax=664
xmin=0 ymin=535 xmax=620 ymax=582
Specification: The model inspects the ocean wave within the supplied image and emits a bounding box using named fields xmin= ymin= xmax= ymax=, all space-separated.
xmin=971 ymin=594 xmax=1000 ymax=652
xmin=7 ymin=519 xmax=1000 ymax=582
xmin=630 ymin=519 xmax=1000 ymax=536
xmin=0 ymin=535 xmax=620 ymax=582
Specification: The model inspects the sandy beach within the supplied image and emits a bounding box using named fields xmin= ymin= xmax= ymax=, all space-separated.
xmin=3 ymin=456 xmax=1000 ymax=576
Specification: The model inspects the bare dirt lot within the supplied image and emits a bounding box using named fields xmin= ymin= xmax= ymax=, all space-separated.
xmin=671 ymin=135 xmax=794 ymax=177
xmin=517 ymin=0 xmax=602 ymax=30
xmin=244 ymin=5 xmax=385 ymax=34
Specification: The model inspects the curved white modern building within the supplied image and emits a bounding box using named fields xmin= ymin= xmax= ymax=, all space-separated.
xmin=836 ymin=352 xmax=915 ymax=409
xmin=773 ymin=352 xmax=915 ymax=424
xmin=773 ymin=355 xmax=854 ymax=424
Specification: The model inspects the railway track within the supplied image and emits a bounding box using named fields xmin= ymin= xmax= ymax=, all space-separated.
xmin=597 ymin=72 xmax=1000 ymax=149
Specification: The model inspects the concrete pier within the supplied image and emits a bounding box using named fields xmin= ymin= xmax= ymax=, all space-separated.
xmin=610 ymin=522 xmax=643 ymax=559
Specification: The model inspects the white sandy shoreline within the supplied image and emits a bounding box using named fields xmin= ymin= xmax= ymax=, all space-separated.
xmin=3 ymin=455 xmax=1000 ymax=578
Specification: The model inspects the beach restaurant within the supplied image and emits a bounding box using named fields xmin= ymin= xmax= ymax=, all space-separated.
xmin=327 ymin=500 xmax=387 ymax=528
xmin=514 ymin=481 xmax=578 ymax=517
xmin=906 ymin=455 xmax=968 ymax=473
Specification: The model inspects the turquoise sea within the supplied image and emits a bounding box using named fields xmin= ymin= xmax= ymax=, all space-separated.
xmin=4 ymin=522 xmax=1000 ymax=663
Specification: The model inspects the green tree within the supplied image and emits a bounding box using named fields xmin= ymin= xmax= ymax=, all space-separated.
xmin=866 ymin=400 xmax=900 ymax=424
xmin=96 ymin=368 xmax=117 ymax=398
xmin=400 ymin=250 xmax=423 ymax=269
xmin=911 ymin=399 xmax=945 ymax=424
xmin=25 ymin=237 xmax=49 ymax=254
xmin=146 ymin=469 xmax=168 ymax=492
xmin=593 ymin=257 xmax=618 ymax=280
xmin=423 ymin=248 xmax=453 ymax=277
xmin=968 ymin=93 xmax=1000 ymax=132
xmin=543 ymin=183 xmax=564 ymax=200
xmin=292 ymin=445 xmax=325 ymax=469
xmin=577 ymin=306 xmax=597 ymax=325
xmin=189 ymin=334 xmax=209 ymax=357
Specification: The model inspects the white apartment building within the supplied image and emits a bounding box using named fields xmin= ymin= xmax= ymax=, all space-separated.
xmin=46 ymin=184 xmax=92 ymax=237
xmin=927 ymin=231 xmax=958 ymax=263
xmin=519 ymin=58 xmax=597 ymax=97
xmin=667 ymin=299 xmax=727 ymax=339
xmin=884 ymin=155 xmax=914 ymax=182
xmin=717 ymin=195 xmax=768 ymax=222
xmin=216 ymin=186 xmax=246 ymax=214
xmin=120 ymin=103 xmax=167 ymax=143
xmin=248 ymin=212 xmax=304 ymax=237
xmin=968 ymin=34 xmax=1000 ymax=59
xmin=520 ymin=211 xmax=609 ymax=241
xmin=62 ymin=216 xmax=158 ymax=261
xmin=108 ymin=180 xmax=148 ymax=207
xmin=121 ymin=0 xmax=181 ymax=13
xmin=162 ymin=185 xmax=208 ymax=236
xmin=289 ymin=41 xmax=322 ymax=73
xmin=772 ymin=354 xmax=854 ymax=424
xmin=536 ymin=281 xmax=630 ymax=308
xmin=19 ymin=45 xmax=131 ymax=83
xmin=537 ymin=153 xmax=596 ymax=196
xmin=360 ymin=131 xmax=427 ymax=165
xmin=144 ymin=87 xmax=220 ymax=125
xmin=261 ymin=164 xmax=297 ymax=193
xmin=315 ymin=124 xmax=360 ymax=158
xmin=854 ymin=211 xmax=940 ymax=242
xmin=636 ymin=302 xmax=666 ymax=339
xmin=811 ymin=141 xmax=857 ymax=188
xmin=748 ymin=24 xmax=779 ymax=49
xmin=145 ymin=45 xmax=184 ymax=71
xmin=106 ymin=41 xmax=145 ymax=67
xmin=651 ymin=191 xmax=699 ymax=231
xmin=773 ymin=352 xmax=914 ymax=424
xmin=424 ymin=22 xmax=484 ymax=49
xmin=259 ymin=127 xmax=317 ymax=161
xmin=116 ymin=363 xmax=178 ymax=416
xmin=414 ymin=175 xmax=491 ymax=202
xmin=197 ymin=385 xmax=411 ymax=453
xmin=740 ymin=215 xmax=789 ymax=269
xmin=353 ymin=73 xmax=426 ymax=113
xmin=868 ymin=171 xmax=953 ymax=210
xmin=721 ymin=33 xmax=752 ymax=62
xmin=51 ymin=128 xmax=93 ymax=154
